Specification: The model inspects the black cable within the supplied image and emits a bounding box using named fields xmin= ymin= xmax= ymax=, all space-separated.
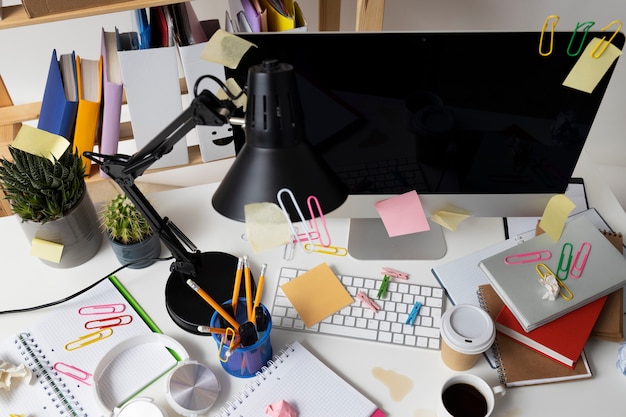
xmin=193 ymin=74 xmax=246 ymax=100
xmin=0 ymin=256 xmax=174 ymax=315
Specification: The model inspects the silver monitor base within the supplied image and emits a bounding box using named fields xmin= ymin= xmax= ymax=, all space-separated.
xmin=348 ymin=218 xmax=447 ymax=260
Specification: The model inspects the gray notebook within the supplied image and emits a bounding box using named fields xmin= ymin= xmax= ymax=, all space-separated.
xmin=478 ymin=216 xmax=626 ymax=332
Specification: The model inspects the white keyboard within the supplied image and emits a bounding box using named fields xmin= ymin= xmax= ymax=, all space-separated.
xmin=271 ymin=267 xmax=445 ymax=350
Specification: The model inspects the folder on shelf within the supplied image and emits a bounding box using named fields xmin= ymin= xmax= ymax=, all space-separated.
xmin=259 ymin=0 xmax=306 ymax=31
xmin=38 ymin=49 xmax=78 ymax=141
xmin=73 ymin=55 xmax=102 ymax=174
xmin=100 ymin=28 xmax=124 ymax=175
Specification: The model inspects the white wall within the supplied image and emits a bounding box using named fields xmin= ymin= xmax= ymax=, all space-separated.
xmin=2 ymin=0 xmax=626 ymax=205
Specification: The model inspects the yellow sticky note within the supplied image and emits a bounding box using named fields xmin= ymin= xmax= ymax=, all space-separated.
xmin=30 ymin=237 xmax=64 ymax=263
xmin=538 ymin=194 xmax=576 ymax=241
xmin=563 ymin=37 xmax=622 ymax=93
xmin=200 ymin=29 xmax=257 ymax=69
xmin=431 ymin=210 xmax=471 ymax=232
xmin=12 ymin=124 xmax=70 ymax=163
xmin=244 ymin=202 xmax=292 ymax=253
xmin=280 ymin=263 xmax=354 ymax=328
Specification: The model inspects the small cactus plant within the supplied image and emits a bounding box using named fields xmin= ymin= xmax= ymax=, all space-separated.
xmin=101 ymin=194 xmax=153 ymax=245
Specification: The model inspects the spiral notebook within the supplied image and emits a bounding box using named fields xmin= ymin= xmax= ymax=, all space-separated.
xmin=0 ymin=277 xmax=178 ymax=417
xmin=213 ymin=341 xmax=385 ymax=417
xmin=477 ymin=284 xmax=592 ymax=387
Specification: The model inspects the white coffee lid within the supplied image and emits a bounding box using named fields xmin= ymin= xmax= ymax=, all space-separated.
xmin=440 ymin=304 xmax=495 ymax=354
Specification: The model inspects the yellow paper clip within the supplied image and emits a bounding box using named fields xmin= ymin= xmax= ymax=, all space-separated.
xmin=567 ymin=21 xmax=595 ymax=56
xmin=539 ymin=15 xmax=560 ymax=56
xmin=591 ymin=19 xmax=623 ymax=58
xmin=303 ymin=243 xmax=348 ymax=256
xmin=218 ymin=327 xmax=237 ymax=363
xmin=64 ymin=328 xmax=113 ymax=351
xmin=536 ymin=263 xmax=573 ymax=300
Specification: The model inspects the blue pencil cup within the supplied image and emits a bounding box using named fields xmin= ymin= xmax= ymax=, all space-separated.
xmin=210 ymin=298 xmax=272 ymax=378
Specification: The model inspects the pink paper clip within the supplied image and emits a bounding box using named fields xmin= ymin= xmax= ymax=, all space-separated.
xmin=78 ymin=303 xmax=126 ymax=315
xmin=53 ymin=362 xmax=92 ymax=386
xmin=307 ymin=195 xmax=331 ymax=247
xmin=503 ymin=250 xmax=552 ymax=265
xmin=570 ymin=242 xmax=591 ymax=279
xmin=356 ymin=291 xmax=381 ymax=312
xmin=381 ymin=267 xmax=409 ymax=280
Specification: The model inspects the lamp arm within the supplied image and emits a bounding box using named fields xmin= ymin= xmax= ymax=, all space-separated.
xmin=85 ymin=89 xmax=239 ymax=276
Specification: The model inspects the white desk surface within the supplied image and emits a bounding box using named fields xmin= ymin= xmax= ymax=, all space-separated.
xmin=1 ymin=150 xmax=626 ymax=417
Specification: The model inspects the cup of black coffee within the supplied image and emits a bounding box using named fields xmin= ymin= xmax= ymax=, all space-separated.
xmin=437 ymin=374 xmax=505 ymax=417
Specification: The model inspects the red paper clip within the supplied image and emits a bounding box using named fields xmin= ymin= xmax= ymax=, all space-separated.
xmin=570 ymin=242 xmax=591 ymax=279
xmin=504 ymin=250 xmax=552 ymax=265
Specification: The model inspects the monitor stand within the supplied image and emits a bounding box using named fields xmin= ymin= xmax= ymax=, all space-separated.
xmin=347 ymin=218 xmax=447 ymax=260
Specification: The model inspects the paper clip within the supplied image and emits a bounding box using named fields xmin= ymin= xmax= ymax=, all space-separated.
xmin=277 ymin=188 xmax=314 ymax=253
xmin=570 ymin=242 xmax=591 ymax=279
xmin=591 ymin=19 xmax=623 ymax=58
xmin=503 ymin=250 xmax=552 ymax=265
xmin=307 ymin=195 xmax=331 ymax=247
xmin=53 ymin=362 xmax=92 ymax=386
xmin=356 ymin=291 xmax=381 ymax=313
xmin=567 ymin=21 xmax=595 ymax=56
xmin=536 ymin=263 xmax=573 ymax=301
xmin=377 ymin=275 xmax=391 ymax=299
xmin=78 ymin=303 xmax=125 ymax=315
xmin=556 ymin=243 xmax=573 ymax=280
xmin=405 ymin=301 xmax=422 ymax=326
xmin=84 ymin=314 xmax=133 ymax=330
xmin=303 ymin=243 xmax=348 ymax=256
xmin=382 ymin=267 xmax=409 ymax=280
xmin=539 ymin=15 xmax=560 ymax=56
xmin=218 ymin=328 xmax=238 ymax=362
xmin=64 ymin=328 xmax=113 ymax=351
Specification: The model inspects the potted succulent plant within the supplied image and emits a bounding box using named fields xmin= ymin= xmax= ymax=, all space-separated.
xmin=0 ymin=130 xmax=102 ymax=268
xmin=101 ymin=194 xmax=161 ymax=269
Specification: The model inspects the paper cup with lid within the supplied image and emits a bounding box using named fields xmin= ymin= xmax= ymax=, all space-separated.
xmin=440 ymin=304 xmax=495 ymax=371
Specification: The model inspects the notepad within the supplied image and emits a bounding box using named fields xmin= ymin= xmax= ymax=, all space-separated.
xmin=213 ymin=341 xmax=385 ymax=417
xmin=0 ymin=277 xmax=177 ymax=417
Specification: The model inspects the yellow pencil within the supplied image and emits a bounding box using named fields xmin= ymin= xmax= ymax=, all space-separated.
xmin=186 ymin=279 xmax=240 ymax=330
xmin=243 ymin=255 xmax=253 ymax=320
xmin=231 ymin=257 xmax=244 ymax=315
xmin=251 ymin=263 xmax=267 ymax=326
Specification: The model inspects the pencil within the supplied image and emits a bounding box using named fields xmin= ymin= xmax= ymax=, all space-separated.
xmin=186 ymin=279 xmax=239 ymax=330
xmin=231 ymin=257 xmax=244 ymax=315
xmin=244 ymin=255 xmax=253 ymax=320
xmin=251 ymin=263 xmax=267 ymax=326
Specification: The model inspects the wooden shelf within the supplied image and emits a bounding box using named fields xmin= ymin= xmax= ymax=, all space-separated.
xmin=0 ymin=0 xmax=188 ymax=30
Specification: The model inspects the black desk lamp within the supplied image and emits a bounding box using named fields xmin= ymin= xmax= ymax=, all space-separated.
xmin=85 ymin=59 xmax=347 ymax=333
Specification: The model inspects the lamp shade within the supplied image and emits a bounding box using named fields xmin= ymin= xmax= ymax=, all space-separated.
xmin=212 ymin=60 xmax=348 ymax=222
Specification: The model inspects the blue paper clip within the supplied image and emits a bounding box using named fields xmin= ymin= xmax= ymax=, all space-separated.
xmin=570 ymin=242 xmax=591 ymax=279
xmin=405 ymin=301 xmax=422 ymax=326
xmin=556 ymin=243 xmax=573 ymax=280
xmin=377 ymin=275 xmax=391 ymax=299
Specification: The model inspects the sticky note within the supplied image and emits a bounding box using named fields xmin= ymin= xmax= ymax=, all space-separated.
xmin=280 ymin=263 xmax=354 ymax=327
xmin=374 ymin=190 xmax=430 ymax=237
xmin=538 ymin=194 xmax=576 ymax=241
xmin=244 ymin=202 xmax=292 ymax=253
xmin=431 ymin=210 xmax=471 ymax=232
xmin=563 ymin=37 xmax=622 ymax=93
xmin=200 ymin=29 xmax=257 ymax=69
xmin=30 ymin=238 xmax=64 ymax=263
xmin=12 ymin=125 xmax=69 ymax=163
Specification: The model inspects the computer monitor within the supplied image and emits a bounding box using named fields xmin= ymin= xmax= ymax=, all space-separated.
xmin=226 ymin=31 xmax=624 ymax=260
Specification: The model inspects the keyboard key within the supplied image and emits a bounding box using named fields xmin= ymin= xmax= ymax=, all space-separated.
xmin=319 ymin=322 xmax=378 ymax=340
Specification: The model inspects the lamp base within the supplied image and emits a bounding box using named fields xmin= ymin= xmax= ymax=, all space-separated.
xmin=165 ymin=251 xmax=253 ymax=335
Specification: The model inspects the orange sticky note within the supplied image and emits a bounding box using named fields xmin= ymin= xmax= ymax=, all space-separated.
xmin=538 ymin=194 xmax=576 ymax=241
xmin=280 ymin=263 xmax=354 ymax=328
xmin=374 ymin=190 xmax=430 ymax=237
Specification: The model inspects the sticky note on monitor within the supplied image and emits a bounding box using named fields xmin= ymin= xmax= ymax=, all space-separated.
xmin=374 ymin=190 xmax=430 ymax=237
xmin=563 ymin=37 xmax=622 ymax=93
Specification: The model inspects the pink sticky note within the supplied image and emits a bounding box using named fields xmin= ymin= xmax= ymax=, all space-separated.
xmin=374 ymin=190 xmax=430 ymax=237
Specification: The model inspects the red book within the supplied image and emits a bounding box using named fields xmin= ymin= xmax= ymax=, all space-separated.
xmin=495 ymin=295 xmax=607 ymax=368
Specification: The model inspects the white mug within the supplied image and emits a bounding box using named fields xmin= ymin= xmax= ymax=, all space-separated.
xmin=437 ymin=374 xmax=506 ymax=417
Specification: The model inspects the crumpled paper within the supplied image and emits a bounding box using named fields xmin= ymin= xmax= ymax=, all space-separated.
xmin=265 ymin=400 xmax=298 ymax=417
xmin=0 ymin=361 xmax=32 ymax=390
xmin=538 ymin=273 xmax=560 ymax=301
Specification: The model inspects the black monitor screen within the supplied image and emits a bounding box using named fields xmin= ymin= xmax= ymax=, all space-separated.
xmin=228 ymin=31 xmax=624 ymax=197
